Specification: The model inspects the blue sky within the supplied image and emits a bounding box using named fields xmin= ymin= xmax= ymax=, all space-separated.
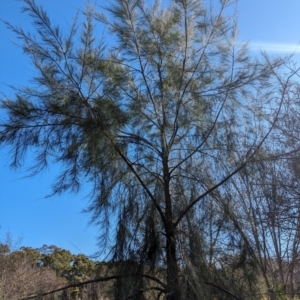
xmin=0 ymin=0 xmax=300 ymax=257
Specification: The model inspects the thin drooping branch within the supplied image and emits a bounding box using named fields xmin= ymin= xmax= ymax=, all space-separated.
xmin=19 ymin=273 xmax=167 ymax=300
xmin=115 ymin=145 xmax=167 ymax=227
xmin=204 ymin=281 xmax=242 ymax=300
xmin=175 ymin=66 xmax=296 ymax=227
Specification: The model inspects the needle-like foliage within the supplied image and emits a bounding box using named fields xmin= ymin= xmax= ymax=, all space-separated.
xmin=1 ymin=0 xmax=298 ymax=299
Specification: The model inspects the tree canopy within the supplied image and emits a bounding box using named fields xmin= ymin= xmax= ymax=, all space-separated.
xmin=1 ymin=0 xmax=300 ymax=299
xmin=0 ymin=239 xmax=102 ymax=300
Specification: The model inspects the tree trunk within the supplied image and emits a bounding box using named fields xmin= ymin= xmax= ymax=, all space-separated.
xmin=163 ymin=156 xmax=180 ymax=300
xmin=165 ymin=223 xmax=180 ymax=300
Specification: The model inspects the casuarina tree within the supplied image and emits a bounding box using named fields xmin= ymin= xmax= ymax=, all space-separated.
xmin=1 ymin=0 xmax=298 ymax=299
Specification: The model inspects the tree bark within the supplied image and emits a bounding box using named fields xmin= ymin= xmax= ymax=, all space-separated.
xmin=163 ymin=156 xmax=180 ymax=300
xmin=165 ymin=222 xmax=180 ymax=300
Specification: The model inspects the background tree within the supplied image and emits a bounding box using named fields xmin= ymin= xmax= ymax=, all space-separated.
xmin=0 ymin=240 xmax=67 ymax=300
xmin=1 ymin=0 xmax=299 ymax=299
xmin=0 ymin=235 xmax=101 ymax=300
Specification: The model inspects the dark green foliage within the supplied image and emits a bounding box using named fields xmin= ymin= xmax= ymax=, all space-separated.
xmin=37 ymin=245 xmax=95 ymax=284
xmin=0 ymin=241 xmax=100 ymax=300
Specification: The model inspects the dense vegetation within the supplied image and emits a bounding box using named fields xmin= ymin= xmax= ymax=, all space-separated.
xmin=2 ymin=0 xmax=300 ymax=299
xmin=0 ymin=242 xmax=104 ymax=299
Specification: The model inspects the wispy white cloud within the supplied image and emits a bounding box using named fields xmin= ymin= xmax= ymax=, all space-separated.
xmin=249 ymin=42 xmax=300 ymax=53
